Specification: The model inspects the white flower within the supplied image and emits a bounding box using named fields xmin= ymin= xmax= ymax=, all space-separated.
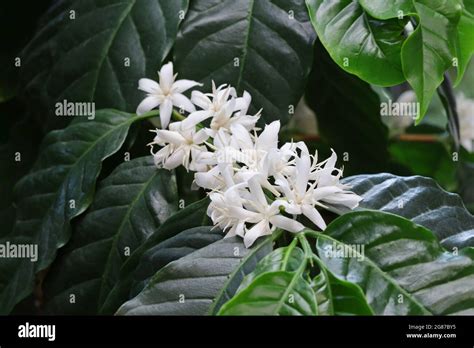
xmin=309 ymin=150 xmax=362 ymax=213
xmin=207 ymin=177 xmax=304 ymax=247
xmin=136 ymin=62 xmax=202 ymax=128
xmin=149 ymin=121 xmax=208 ymax=171
xmin=457 ymin=93 xmax=474 ymax=152
xmin=183 ymin=81 xmax=257 ymax=132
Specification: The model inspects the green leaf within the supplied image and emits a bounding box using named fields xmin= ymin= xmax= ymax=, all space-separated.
xmin=99 ymin=198 xmax=212 ymax=314
xmin=305 ymin=41 xmax=389 ymax=175
xmin=358 ymin=0 xmax=414 ymax=20
xmin=455 ymin=0 xmax=474 ymax=85
xmin=19 ymin=0 xmax=188 ymax=130
xmin=316 ymin=211 xmax=474 ymax=315
xmin=42 ymin=156 xmax=178 ymax=314
xmin=343 ymin=173 xmax=474 ymax=249
xmin=218 ymin=271 xmax=317 ymax=315
xmin=218 ymin=244 xmax=318 ymax=315
xmin=0 ymin=109 xmax=152 ymax=314
xmin=117 ymin=236 xmax=273 ymax=315
xmin=131 ymin=226 xmax=223 ymax=297
xmin=312 ymin=265 xmax=374 ymax=315
xmin=174 ymin=0 xmax=315 ymax=125
xmin=401 ymin=0 xmax=462 ymax=122
xmin=306 ymin=0 xmax=407 ymax=86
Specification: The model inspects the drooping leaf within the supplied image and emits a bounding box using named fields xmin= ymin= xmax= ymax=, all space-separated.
xmin=174 ymin=0 xmax=316 ymax=125
xmin=218 ymin=244 xmax=318 ymax=315
xmin=0 ymin=109 xmax=151 ymax=314
xmin=316 ymin=211 xmax=474 ymax=315
xmin=305 ymin=41 xmax=389 ymax=175
xmin=455 ymin=0 xmax=474 ymax=85
xmin=19 ymin=0 xmax=188 ymax=131
xmin=342 ymin=173 xmax=474 ymax=249
xmin=401 ymin=0 xmax=462 ymax=122
xmin=131 ymin=226 xmax=223 ymax=297
xmin=42 ymin=156 xmax=178 ymax=314
xmin=99 ymin=198 xmax=213 ymax=314
xmin=306 ymin=0 xmax=407 ymax=86
xmin=117 ymin=236 xmax=273 ymax=315
xmin=312 ymin=265 xmax=374 ymax=315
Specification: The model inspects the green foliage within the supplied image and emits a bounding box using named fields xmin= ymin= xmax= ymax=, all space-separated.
xmin=174 ymin=0 xmax=316 ymax=125
xmin=42 ymin=156 xmax=178 ymax=314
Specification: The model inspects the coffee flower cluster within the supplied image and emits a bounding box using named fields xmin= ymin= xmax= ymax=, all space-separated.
xmin=137 ymin=62 xmax=362 ymax=247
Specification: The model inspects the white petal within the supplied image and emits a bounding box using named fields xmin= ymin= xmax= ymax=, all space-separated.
xmin=270 ymin=215 xmax=305 ymax=233
xmin=173 ymin=79 xmax=202 ymax=93
xmin=159 ymin=62 xmax=174 ymax=92
xmin=182 ymin=110 xmax=213 ymax=129
xmin=193 ymin=128 xmax=210 ymax=144
xmin=244 ymin=220 xmax=271 ymax=247
xmin=164 ymin=148 xmax=186 ymax=170
xmin=171 ymin=93 xmax=196 ymax=113
xmin=302 ymin=205 xmax=327 ymax=230
xmin=257 ymin=121 xmax=280 ymax=151
xmin=136 ymin=96 xmax=160 ymax=115
xmin=295 ymin=152 xmax=311 ymax=196
xmin=138 ymin=78 xmax=161 ymax=94
xmin=155 ymin=129 xmax=186 ymax=145
xmin=191 ymin=90 xmax=212 ymax=110
xmin=248 ymin=176 xmax=267 ymax=207
xmin=159 ymin=98 xmax=173 ymax=128
xmin=230 ymin=123 xmax=253 ymax=149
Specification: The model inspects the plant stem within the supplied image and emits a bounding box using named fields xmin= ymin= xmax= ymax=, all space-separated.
xmin=437 ymin=73 xmax=460 ymax=150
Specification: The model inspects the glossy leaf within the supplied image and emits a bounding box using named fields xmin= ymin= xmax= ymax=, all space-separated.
xmin=117 ymin=236 xmax=272 ymax=315
xmin=19 ymin=0 xmax=188 ymax=130
xmin=42 ymin=156 xmax=178 ymax=314
xmin=99 ymin=198 xmax=213 ymax=314
xmin=174 ymin=0 xmax=315 ymax=125
xmin=0 ymin=109 xmax=148 ymax=314
xmin=455 ymin=0 xmax=474 ymax=85
xmin=218 ymin=245 xmax=318 ymax=315
xmin=358 ymin=0 xmax=414 ymax=19
xmin=342 ymin=173 xmax=474 ymax=249
xmin=401 ymin=0 xmax=462 ymax=122
xmin=218 ymin=271 xmax=317 ymax=315
xmin=316 ymin=211 xmax=474 ymax=315
xmin=131 ymin=226 xmax=223 ymax=297
xmin=312 ymin=265 xmax=374 ymax=315
xmin=307 ymin=0 xmax=407 ymax=86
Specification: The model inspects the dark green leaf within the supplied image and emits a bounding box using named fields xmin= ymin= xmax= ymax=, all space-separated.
xmin=42 ymin=156 xmax=178 ymax=314
xmin=0 ymin=109 xmax=148 ymax=314
xmin=99 ymin=198 xmax=212 ymax=314
xmin=19 ymin=0 xmax=188 ymax=131
xmin=117 ymin=236 xmax=272 ymax=315
xmin=174 ymin=0 xmax=315 ymax=125
xmin=131 ymin=226 xmax=223 ymax=297
xmin=316 ymin=211 xmax=474 ymax=315
xmin=343 ymin=173 xmax=474 ymax=249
